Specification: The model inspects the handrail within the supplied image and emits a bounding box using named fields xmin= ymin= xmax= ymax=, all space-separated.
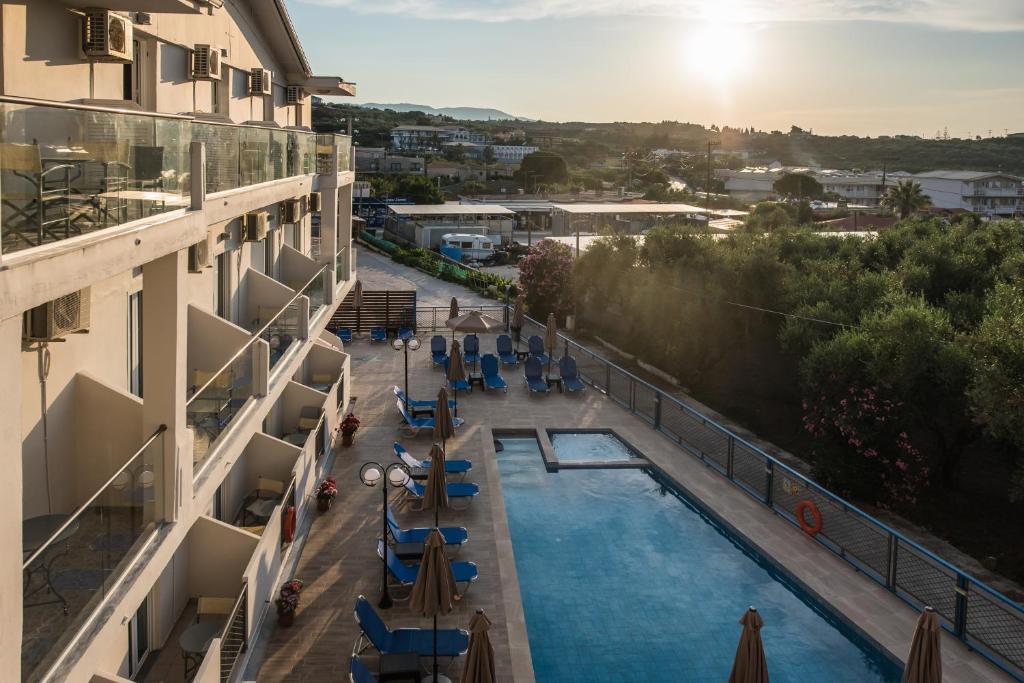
xmin=187 ymin=265 xmax=328 ymax=405
xmin=515 ymin=307 xmax=1024 ymax=620
xmin=23 ymin=424 xmax=166 ymax=570
xmin=219 ymin=585 xmax=247 ymax=643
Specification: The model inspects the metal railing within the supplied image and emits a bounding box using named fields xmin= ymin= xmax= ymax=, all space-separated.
xmin=219 ymin=585 xmax=248 ymax=683
xmin=312 ymin=411 xmax=327 ymax=462
xmin=515 ymin=309 xmax=1024 ymax=680
xmin=413 ymin=305 xmax=508 ymax=333
xmin=22 ymin=425 xmax=166 ymax=680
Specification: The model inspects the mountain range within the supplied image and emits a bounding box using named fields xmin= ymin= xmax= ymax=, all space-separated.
xmin=357 ymin=102 xmax=532 ymax=122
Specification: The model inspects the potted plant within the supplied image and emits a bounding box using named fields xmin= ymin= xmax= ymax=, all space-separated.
xmin=341 ymin=412 xmax=361 ymax=447
xmin=275 ymin=579 xmax=304 ymax=627
xmin=316 ymin=476 xmax=337 ymax=512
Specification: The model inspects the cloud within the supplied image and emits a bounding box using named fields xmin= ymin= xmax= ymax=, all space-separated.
xmin=294 ymin=0 xmax=1024 ymax=31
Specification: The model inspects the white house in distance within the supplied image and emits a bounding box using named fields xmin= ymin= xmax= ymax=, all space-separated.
xmin=912 ymin=171 xmax=1024 ymax=217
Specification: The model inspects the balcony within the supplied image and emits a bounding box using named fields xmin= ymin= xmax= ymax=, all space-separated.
xmin=0 ymin=97 xmax=349 ymax=256
xmin=21 ymin=374 xmax=164 ymax=681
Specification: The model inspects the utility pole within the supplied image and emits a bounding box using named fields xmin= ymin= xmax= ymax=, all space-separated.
xmin=705 ymin=139 xmax=720 ymax=222
xmin=880 ymin=161 xmax=888 ymax=213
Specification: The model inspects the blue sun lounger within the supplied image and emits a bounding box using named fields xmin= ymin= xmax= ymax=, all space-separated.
xmin=353 ymin=595 xmax=469 ymax=658
xmin=350 ymin=656 xmax=378 ymax=683
xmin=463 ymin=334 xmax=480 ymax=366
xmin=496 ymin=334 xmax=518 ymax=366
xmin=560 ymin=355 xmax=586 ymax=392
xmin=370 ymin=326 xmax=387 ymax=342
xmin=528 ymin=335 xmax=550 ymax=365
xmin=398 ymin=326 xmax=413 ymax=340
xmin=402 ymin=476 xmax=479 ymax=510
xmin=377 ymin=540 xmax=478 ymax=591
xmin=480 ymin=354 xmax=508 ymax=392
xmin=430 ymin=335 xmax=447 ymax=366
xmin=392 ymin=387 xmax=456 ymax=418
xmin=524 ymin=356 xmax=549 ymax=393
xmin=443 ymin=357 xmax=471 ymax=392
xmin=397 ymin=400 xmax=464 ymax=436
xmin=337 ymin=327 xmax=353 ymax=343
xmin=393 ymin=442 xmax=472 ymax=475
xmin=387 ymin=505 xmax=468 ymax=547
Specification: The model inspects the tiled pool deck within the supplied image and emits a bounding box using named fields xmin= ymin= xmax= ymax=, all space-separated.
xmin=253 ymin=332 xmax=1013 ymax=682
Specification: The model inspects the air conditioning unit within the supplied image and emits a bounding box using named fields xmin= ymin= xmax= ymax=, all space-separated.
xmin=82 ymin=9 xmax=133 ymax=63
xmin=188 ymin=232 xmax=215 ymax=272
xmin=191 ymin=44 xmax=222 ymax=80
xmin=24 ymin=289 xmax=92 ymax=341
xmin=285 ymin=86 xmax=303 ymax=105
xmin=244 ymin=211 xmax=269 ymax=241
xmin=308 ymin=192 xmax=321 ymax=212
xmin=283 ymin=198 xmax=302 ymax=224
xmin=249 ymin=68 xmax=272 ymax=96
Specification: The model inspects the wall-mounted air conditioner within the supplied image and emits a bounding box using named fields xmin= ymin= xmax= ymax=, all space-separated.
xmin=308 ymin=192 xmax=321 ymax=212
xmin=192 ymin=44 xmax=222 ymax=80
xmin=188 ymin=232 xmax=215 ymax=272
xmin=285 ymin=86 xmax=303 ymax=105
xmin=24 ymin=289 xmax=92 ymax=341
xmin=249 ymin=68 xmax=272 ymax=96
xmin=82 ymin=9 xmax=133 ymax=63
xmin=283 ymin=198 xmax=302 ymax=224
xmin=244 ymin=211 xmax=269 ymax=241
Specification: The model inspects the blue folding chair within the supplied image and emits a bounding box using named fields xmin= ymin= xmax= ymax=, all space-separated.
xmin=430 ymin=335 xmax=448 ymax=366
xmin=524 ymin=356 xmax=549 ymax=393
xmin=370 ymin=326 xmax=386 ymax=342
xmin=463 ymin=334 xmax=480 ymax=366
xmin=560 ymin=355 xmax=586 ymax=392
xmin=480 ymin=354 xmax=508 ymax=392
xmin=353 ymin=595 xmax=469 ymax=658
xmin=496 ymin=334 xmax=518 ymax=366
xmin=528 ymin=335 xmax=550 ymax=365
xmin=337 ymin=327 xmax=353 ymax=343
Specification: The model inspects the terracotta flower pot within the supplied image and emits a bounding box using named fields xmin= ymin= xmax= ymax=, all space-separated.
xmin=278 ymin=611 xmax=295 ymax=627
xmin=317 ymin=497 xmax=332 ymax=512
xmin=342 ymin=433 xmax=354 ymax=447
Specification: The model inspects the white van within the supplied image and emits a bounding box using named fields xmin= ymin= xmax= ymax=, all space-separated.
xmin=441 ymin=233 xmax=495 ymax=262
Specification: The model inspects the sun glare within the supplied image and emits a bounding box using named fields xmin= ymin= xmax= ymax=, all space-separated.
xmin=683 ymin=18 xmax=753 ymax=86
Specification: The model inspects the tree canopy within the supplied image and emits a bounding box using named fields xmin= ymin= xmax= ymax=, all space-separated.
xmin=514 ymin=151 xmax=569 ymax=186
xmin=773 ymin=172 xmax=824 ymax=199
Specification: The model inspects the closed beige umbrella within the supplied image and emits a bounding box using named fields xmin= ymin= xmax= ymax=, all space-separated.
xmin=448 ymin=296 xmax=459 ymax=320
xmin=447 ymin=340 xmax=467 ymax=418
xmin=544 ymin=312 xmax=559 ymax=375
xmin=511 ymin=297 xmax=525 ymax=350
xmin=410 ymin=529 xmax=457 ymax=683
xmin=353 ymin=280 xmax=364 ymax=334
xmin=728 ymin=607 xmax=770 ymax=683
xmin=462 ymin=609 xmax=496 ymax=683
xmin=433 ymin=387 xmax=455 ymax=449
xmin=422 ymin=443 xmax=449 ymax=528
xmin=901 ymin=607 xmax=942 ymax=683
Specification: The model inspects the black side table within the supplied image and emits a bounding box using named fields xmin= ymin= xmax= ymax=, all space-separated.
xmin=379 ymin=651 xmax=423 ymax=682
xmin=546 ymin=376 xmax=563 ymax=393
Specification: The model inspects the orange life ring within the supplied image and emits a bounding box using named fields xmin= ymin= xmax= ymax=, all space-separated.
xmin=796 ymin=500 xmax=823 ymax=536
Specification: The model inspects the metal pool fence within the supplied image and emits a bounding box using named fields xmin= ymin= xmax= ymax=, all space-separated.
xmin=513 ymin=310 xmax=1024 ymax=680
xmin=413 ymin=305 xmax=509 ymax=333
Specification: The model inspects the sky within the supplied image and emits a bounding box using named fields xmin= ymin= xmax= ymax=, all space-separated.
xmin=285 ymin=0 xmax=1024 ymax=137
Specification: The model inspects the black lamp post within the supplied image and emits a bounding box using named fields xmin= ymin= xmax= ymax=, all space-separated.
xmin=504 ymin=284 xmax=512 ymax=331
xmin=392 ymin=336 xmax=420 ymax=411
xmin=359 ymin=461 xmax=410 ymax=609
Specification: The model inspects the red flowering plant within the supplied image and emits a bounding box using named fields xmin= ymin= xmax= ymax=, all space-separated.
xmin=517 ymin=240 xmax=575 ymax=322
xmin=340 ymin=413 xmax=361 ymax=436
xmin=275 ymin=579 xmax=304 ymax=615
xmin=802 ymin=379 xmax=930 ymax=509
xmin=316 ymin=476 xmax=337 ymax=503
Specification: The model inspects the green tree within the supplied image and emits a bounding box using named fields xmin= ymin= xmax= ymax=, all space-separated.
xmin=482 ymin=145 xmax=497 ymax=165
xmin=515 ymin=151 xmax=569 ymax=186
xmin=773 ymin=173 xmax=823 ymax=199
xmin=883 ymin=180 xmax=931 ymax=219
xmin=442 ymin=145 xmax=466 ymax=162
xmin=391 ymin=174 xmax=444 ymax=204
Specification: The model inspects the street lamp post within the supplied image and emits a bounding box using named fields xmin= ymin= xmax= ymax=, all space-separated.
xmin=359 ymin=461 xmax=411 ymax=609
xmin=504 ymin=284 xmax=512 ymax=331
xmin=392 ymin=336 xmax=421 ymax=411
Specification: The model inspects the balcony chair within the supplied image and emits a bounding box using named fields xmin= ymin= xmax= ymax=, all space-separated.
xmin=352 ymin=595 xmax=469 ymax=659
xmin=527 ymin=335 xmax=550 ymax=365
xmin=243 ymin=476 xmax=285 ymax=524
xmin=392 ymin=441 xmax=472 ymax=476
xmin=480 ymin=354 xmax=508 ymax=392
xmin=310 ymin=372 xmax=334 ymax=393
xmin=524 ymin=356 xmax=550 ymax=393
xmin=197 ymin=596 xmax=236 ymax=622
xmin=496 ymin=334 xmax=518 ymax=366
xmin=0 ymin=142 xmax=76 ymax=250
xmin=559 ymin=355 xmax=587 ymax=393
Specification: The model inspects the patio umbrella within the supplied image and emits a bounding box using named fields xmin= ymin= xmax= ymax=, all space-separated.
xmin=544 ymin=312 xmax=559 ymax=376
xmin=511 ymin=297 xmax=524 ymax=350
xmin=461 ymin=609 xmax=496 ymax=683
xmin=445 ymin=310 xmax=504 ymax=335
xmin=447 ymin=297 xmax=459 ymax=340
xmin=446 ymin=340 xmax=467 ymax=418
xmin=410 ymin=529 xmax=457 ymax=683
xmin=353 ymin=280 xmax=364 ymax=334
xmin=901 ymin=607 xmax=941 ymax=683
xmin=728 ymin=607 xmax=769 ymax=683
xmin=423 ymin=443 xmax=449 ymax=528
xmin=433 ymin=387 xmax=456 ymax=450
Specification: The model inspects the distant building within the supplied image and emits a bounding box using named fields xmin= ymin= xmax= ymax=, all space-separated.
xmin=717 ymin=166 xmax=904 ymax=206
xmin=390 ymin=125 xmax=485 ymax=153
xmin=355 ymin=147 xmax=424 ymax=174
xmin=913 ymin=171 xmax=1024 ymax=217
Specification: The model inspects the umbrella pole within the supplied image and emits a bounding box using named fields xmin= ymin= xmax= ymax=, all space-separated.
xmin=433 ymin=613 xmax=439 ymax=683
xmin=453 ymin=388 xmax=458 ymax=418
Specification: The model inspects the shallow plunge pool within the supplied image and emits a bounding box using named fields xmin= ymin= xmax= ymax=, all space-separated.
xmin=496 ymin=434 xmax=902 ymax=683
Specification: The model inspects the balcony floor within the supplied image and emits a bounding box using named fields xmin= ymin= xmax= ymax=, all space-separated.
xmin=138 ymin=600 xmax=200 ymax=683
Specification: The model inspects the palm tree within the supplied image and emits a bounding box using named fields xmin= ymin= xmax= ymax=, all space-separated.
xmin=883 ymin=180 xmax=931 ymax=219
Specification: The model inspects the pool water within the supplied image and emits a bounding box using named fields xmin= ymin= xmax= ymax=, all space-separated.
xmin=496 ymin=437 xmax=902 ymax=683
xmin=549 ymin=431 xmax=638 ymax=462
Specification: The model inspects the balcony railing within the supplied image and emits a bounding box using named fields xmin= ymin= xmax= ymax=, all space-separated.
xmin=335 ymin=246 xmax=349 ymax=286
xmin=315 ymin=133 xmax=352 ymax=175
xmin=218 ymin=585 xmax=248 ymax=683
xmin=0 ymin=97 xmax=347 ymax=256
xmin=301 ymin=265 xmax=328 ymax=317
xmin=22 ymin=425 xmax=166 ymax=681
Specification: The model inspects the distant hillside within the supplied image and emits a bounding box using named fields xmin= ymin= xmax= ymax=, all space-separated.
xmin=358 ymin=102 xmax=531 ymax=122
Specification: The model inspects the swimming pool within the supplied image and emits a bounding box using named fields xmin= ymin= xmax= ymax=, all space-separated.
xmin=496 ymin=435 xmax=902 ymax=683
xmin=548 ymin=430 xmax=640 ymax=462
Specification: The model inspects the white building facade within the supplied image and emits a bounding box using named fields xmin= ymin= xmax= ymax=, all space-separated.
xmin=912 ymin=171 xmax=1024 ymax=217
xmin=0 ymin=2 xmax=356 ymax=682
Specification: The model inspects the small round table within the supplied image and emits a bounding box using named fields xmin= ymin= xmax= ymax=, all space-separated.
xmin=23 ymin=514 xmax=79 ymax=613
xmin=179 ymin=620 xmax=224 ymax=680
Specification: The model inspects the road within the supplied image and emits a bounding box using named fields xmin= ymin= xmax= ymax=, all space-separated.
xmin=354 ymin=245 xmax=494 ymax=307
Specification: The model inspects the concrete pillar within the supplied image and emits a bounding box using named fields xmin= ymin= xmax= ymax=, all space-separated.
xmin=338 ymin=183 xmax=354 ymax=282
xmin=319 ymin=187 xmax=339 ymax=268
xmin=141 ymin=250 xmax=191 ymax=525
xmin=0 ymin=315 xmax=23 ymax=678
xmin=190 ymin=142 xmax=206 ymax=211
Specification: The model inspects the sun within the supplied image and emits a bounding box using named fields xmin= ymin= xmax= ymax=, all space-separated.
xmin=683 ymin=20 xmax=753 ymax=85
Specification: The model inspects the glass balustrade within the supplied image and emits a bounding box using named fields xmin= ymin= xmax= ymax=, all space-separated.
xmin=187 ymin=345 xmax=255 ymax=472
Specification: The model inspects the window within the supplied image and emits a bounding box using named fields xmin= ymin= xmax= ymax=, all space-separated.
xmin=127 ymin=292 xmax=143 ymax=398
xmin=250 ymin=238 xmax=266 ymax=275
xmin=127 ymin=596 xmax=151 ymax=677
xmin=216 ymin=251 xmax=231 ymax=320
xmin=390 ymin=162 xmax=401 ymax=171
xmin=123 ymin=39 xmax=141 ymax=103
